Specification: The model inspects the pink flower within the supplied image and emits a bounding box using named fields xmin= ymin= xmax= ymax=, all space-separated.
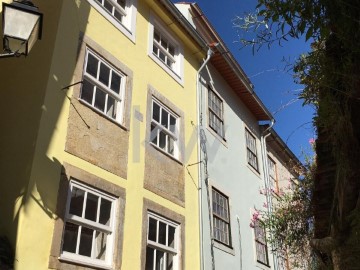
xmin=309 ymin=138 xmax=315 ymax=145
xmin=263 ymin=202 xmax=268 ymax=208
xmin=250 ymin=222 xmax=255 ymax=228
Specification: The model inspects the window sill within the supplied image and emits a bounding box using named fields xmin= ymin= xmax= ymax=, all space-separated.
xmin=213 ymin=239 xmax=235 ymax=256
xmin=59 ymin=255 xmax=112 ymax=270
xmin=255 ymin=260 xmax=270 ymax=269
xmin=78 ymin=99 xmax=129 ymax=131
xmin=247 ymin=163 xmax=262 ymax=179
xmin=148 ymin=54 xmax=184 ymax=86
xmin=206 ymin=125 xmax=228 ymax=148
xmin=149 ymin=142 xmax=183 ymax=165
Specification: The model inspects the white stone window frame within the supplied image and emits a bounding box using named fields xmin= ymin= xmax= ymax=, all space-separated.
xmin=211 ymin=187 xmax=232 ymax=247
xmin=245 ymin=128 xmax=259 ymax=172
xmin=150 ymin=98 xmax=180 ymax=159
xmin=148 ymin=13 xmax=184 ymax=85
xmin=208 ymin=87 xmax=225 ymax=139
xmin=80 ymin=48 xmax=126 ymax=126
xmin=146 ymin=212 xmax=180 ymax=270
xmin=87 ymin=0 xmax=137 ymax=42
xmin=60 ymin=180 xmax=117 ymax=269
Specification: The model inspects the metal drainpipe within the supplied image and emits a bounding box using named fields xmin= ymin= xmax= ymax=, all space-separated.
xmin=197 ymin=46 xmax=216 ymax=270
xmin=260 ymin=119 xmax=277 ymax=270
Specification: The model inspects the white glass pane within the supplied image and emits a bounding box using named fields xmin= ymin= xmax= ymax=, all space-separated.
xmin=99 ymin=198 xmax=112 ymax=225
xmin=94 ymin=88 xmax=106 ymax=112
xmin=148 ymin=217 xmax=157 ymax=242
xmin=95 ymin=230 xmax=107 ymax=260
xmin=158 ymin=221 xmax=167 ymax=245
xmin=85 ymin=192 xmax=98 ymax=222
xmin=62 ymin=222 xmax=79 ymax=253
xmin=79 ymin=227 xmax=94 ymax=257
xmin=69 ymin=187 xmax=85 ymax=217
xmin=145 ymin=247 xmax=155 ymax=270
xmin=4 ymin=7 xmax=39 ymax=40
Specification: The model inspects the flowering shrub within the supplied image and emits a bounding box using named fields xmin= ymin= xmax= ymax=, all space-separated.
xmin=254 ymin=154 xmax=316 ymax=268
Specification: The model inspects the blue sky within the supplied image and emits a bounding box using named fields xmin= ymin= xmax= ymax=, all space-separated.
xmin=178 ymin=0 xmax=316 ymax=161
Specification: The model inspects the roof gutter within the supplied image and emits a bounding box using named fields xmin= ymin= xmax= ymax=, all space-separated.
xmin=190 ymin=3 xmax=272 ymax=121
xmin=157 ymin=0 xmax=207 ymax=51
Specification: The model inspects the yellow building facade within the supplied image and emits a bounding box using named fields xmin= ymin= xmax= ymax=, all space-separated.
xmin=0 ymin=0 xmax=206 ymax=269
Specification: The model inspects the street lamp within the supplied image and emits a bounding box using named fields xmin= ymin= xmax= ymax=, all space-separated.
xmin=1 ymin=0 xmax=43 ymax=58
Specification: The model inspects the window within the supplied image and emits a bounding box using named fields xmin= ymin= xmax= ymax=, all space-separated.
xmin=268 ymin=156 xmax=278 ymax=191
xmin=208 ymin=88 xmax=225 ymax=138
xmin=212 ymin=188 xmax=231 ymax=246
xmin=148 ymin=15 xmax=184 ymax=83
xmin=60 ymin=180 xmax=116 ymax=268
xmin=87 ymin=0 xmax=137 ymax=41
xmin=145 ymin=212 xmax=180 ymax=270
xmin=246 ymin=129 xmax=259 ymax=171
xmin=150 ymin=99 xmax=179 ymax=158
xmin=254 ymin=220 xmax=269 ymax=265
xmin=153 ymin=29 xmax=176 ymax=70
xmin=80 ymin=49 xmax=126 ymax=124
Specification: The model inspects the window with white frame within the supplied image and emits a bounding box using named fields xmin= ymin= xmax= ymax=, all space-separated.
xmin=254 ymin=219 xmax=269 ymax=265
xmin=87 ymin=0 xmax=137 ymax=40
xmin=245 ymin=129 xmax=259 ymax=171
xmin=149 ymin=15 xmax=183 ymax=82
xmin=80 ymin=49 xmax=126 ymax=124
xmin=212 ymin=188 xmax=231 ymax=246
xmin=60 ymin=180 xmax=116 ymax=267
xmin=268 ymin=156 xmax=278 ymax=191
xmin=145 ymin=212 xmax=180 ymax=270
xmin=150 ymin=99 xmax=179 ymax=158
xmin=208 ymin=88 xmax=225 ymax=138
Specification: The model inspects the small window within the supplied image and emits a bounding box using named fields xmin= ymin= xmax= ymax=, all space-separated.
xmin=148 ymin=15 xmax=184 ymax=83
xmin=80 ymin=49 xmax=126 ymax=124
xmin=150 ymin=99 xmax=179 ymax=158
xmin=268 ymin=156 xmax=278 ymax=191
xmin=212 ymin=188 xmax=231 ymax=246
xmin=208 ymin=88 xmax=225 ymax=138
xmin=60 ymin=181 xmax=116 ymax=267
xmin=254 ymin=220 xmax=269 ymax=265
xmin=145 ymin=212 xmax=180 ymax=270
xmin=87 ymin=0 xmax=137 ymax=41
xmin=245 ymin=129 xmax=259 ymax=171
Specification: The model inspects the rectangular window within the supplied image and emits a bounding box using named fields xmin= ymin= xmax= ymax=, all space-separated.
xmin=212 ymin=188 xmax=231 ymax=246
xmin=254 ymin=220 xmax=269 ymax=265
xmin=60 ymin=180 xmax=116 ymax=267
xmin=148 ymin=15 xmax=184 ymax=84
xmin=246 ymin=129 xmax=259 ymax=171
xmin=95 ymin=0 xmax=126 ymax=23
xmin=145 ymin=212 xmax=179 ymax=270
xmin=208 ymin=88 xmax=225 ymax=138
xmin=153 ymin=28 xmax=176 ymax=70
xmin=80 ymin=49 xmax=126 ymax=124
xmin=268 ymin=156 xmax=278 ymax=191
xmin=87 ymin=0 xmax=137 ymax=41
xmin=150 ymin=99 xmax=179 ymax=158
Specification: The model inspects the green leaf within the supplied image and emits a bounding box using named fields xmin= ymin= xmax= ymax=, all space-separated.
xmin=305 ymin=27 xmax=313 ymax=41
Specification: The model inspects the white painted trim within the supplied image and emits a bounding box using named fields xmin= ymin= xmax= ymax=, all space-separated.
xmin=87 ymin=0 xmax=137 ymax=43
xmin=148 ymin=12 xmax=184 ymax=85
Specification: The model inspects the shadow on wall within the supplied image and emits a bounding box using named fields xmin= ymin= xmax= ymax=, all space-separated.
xmin=0 ymin=0 xmax=91 ymax=266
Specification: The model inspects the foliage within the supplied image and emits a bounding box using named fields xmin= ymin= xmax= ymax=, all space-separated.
xmin=252 ymin=152 xmax=316 ymax=268
xmin=236 ymin=0 xmax=360 ymax=268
